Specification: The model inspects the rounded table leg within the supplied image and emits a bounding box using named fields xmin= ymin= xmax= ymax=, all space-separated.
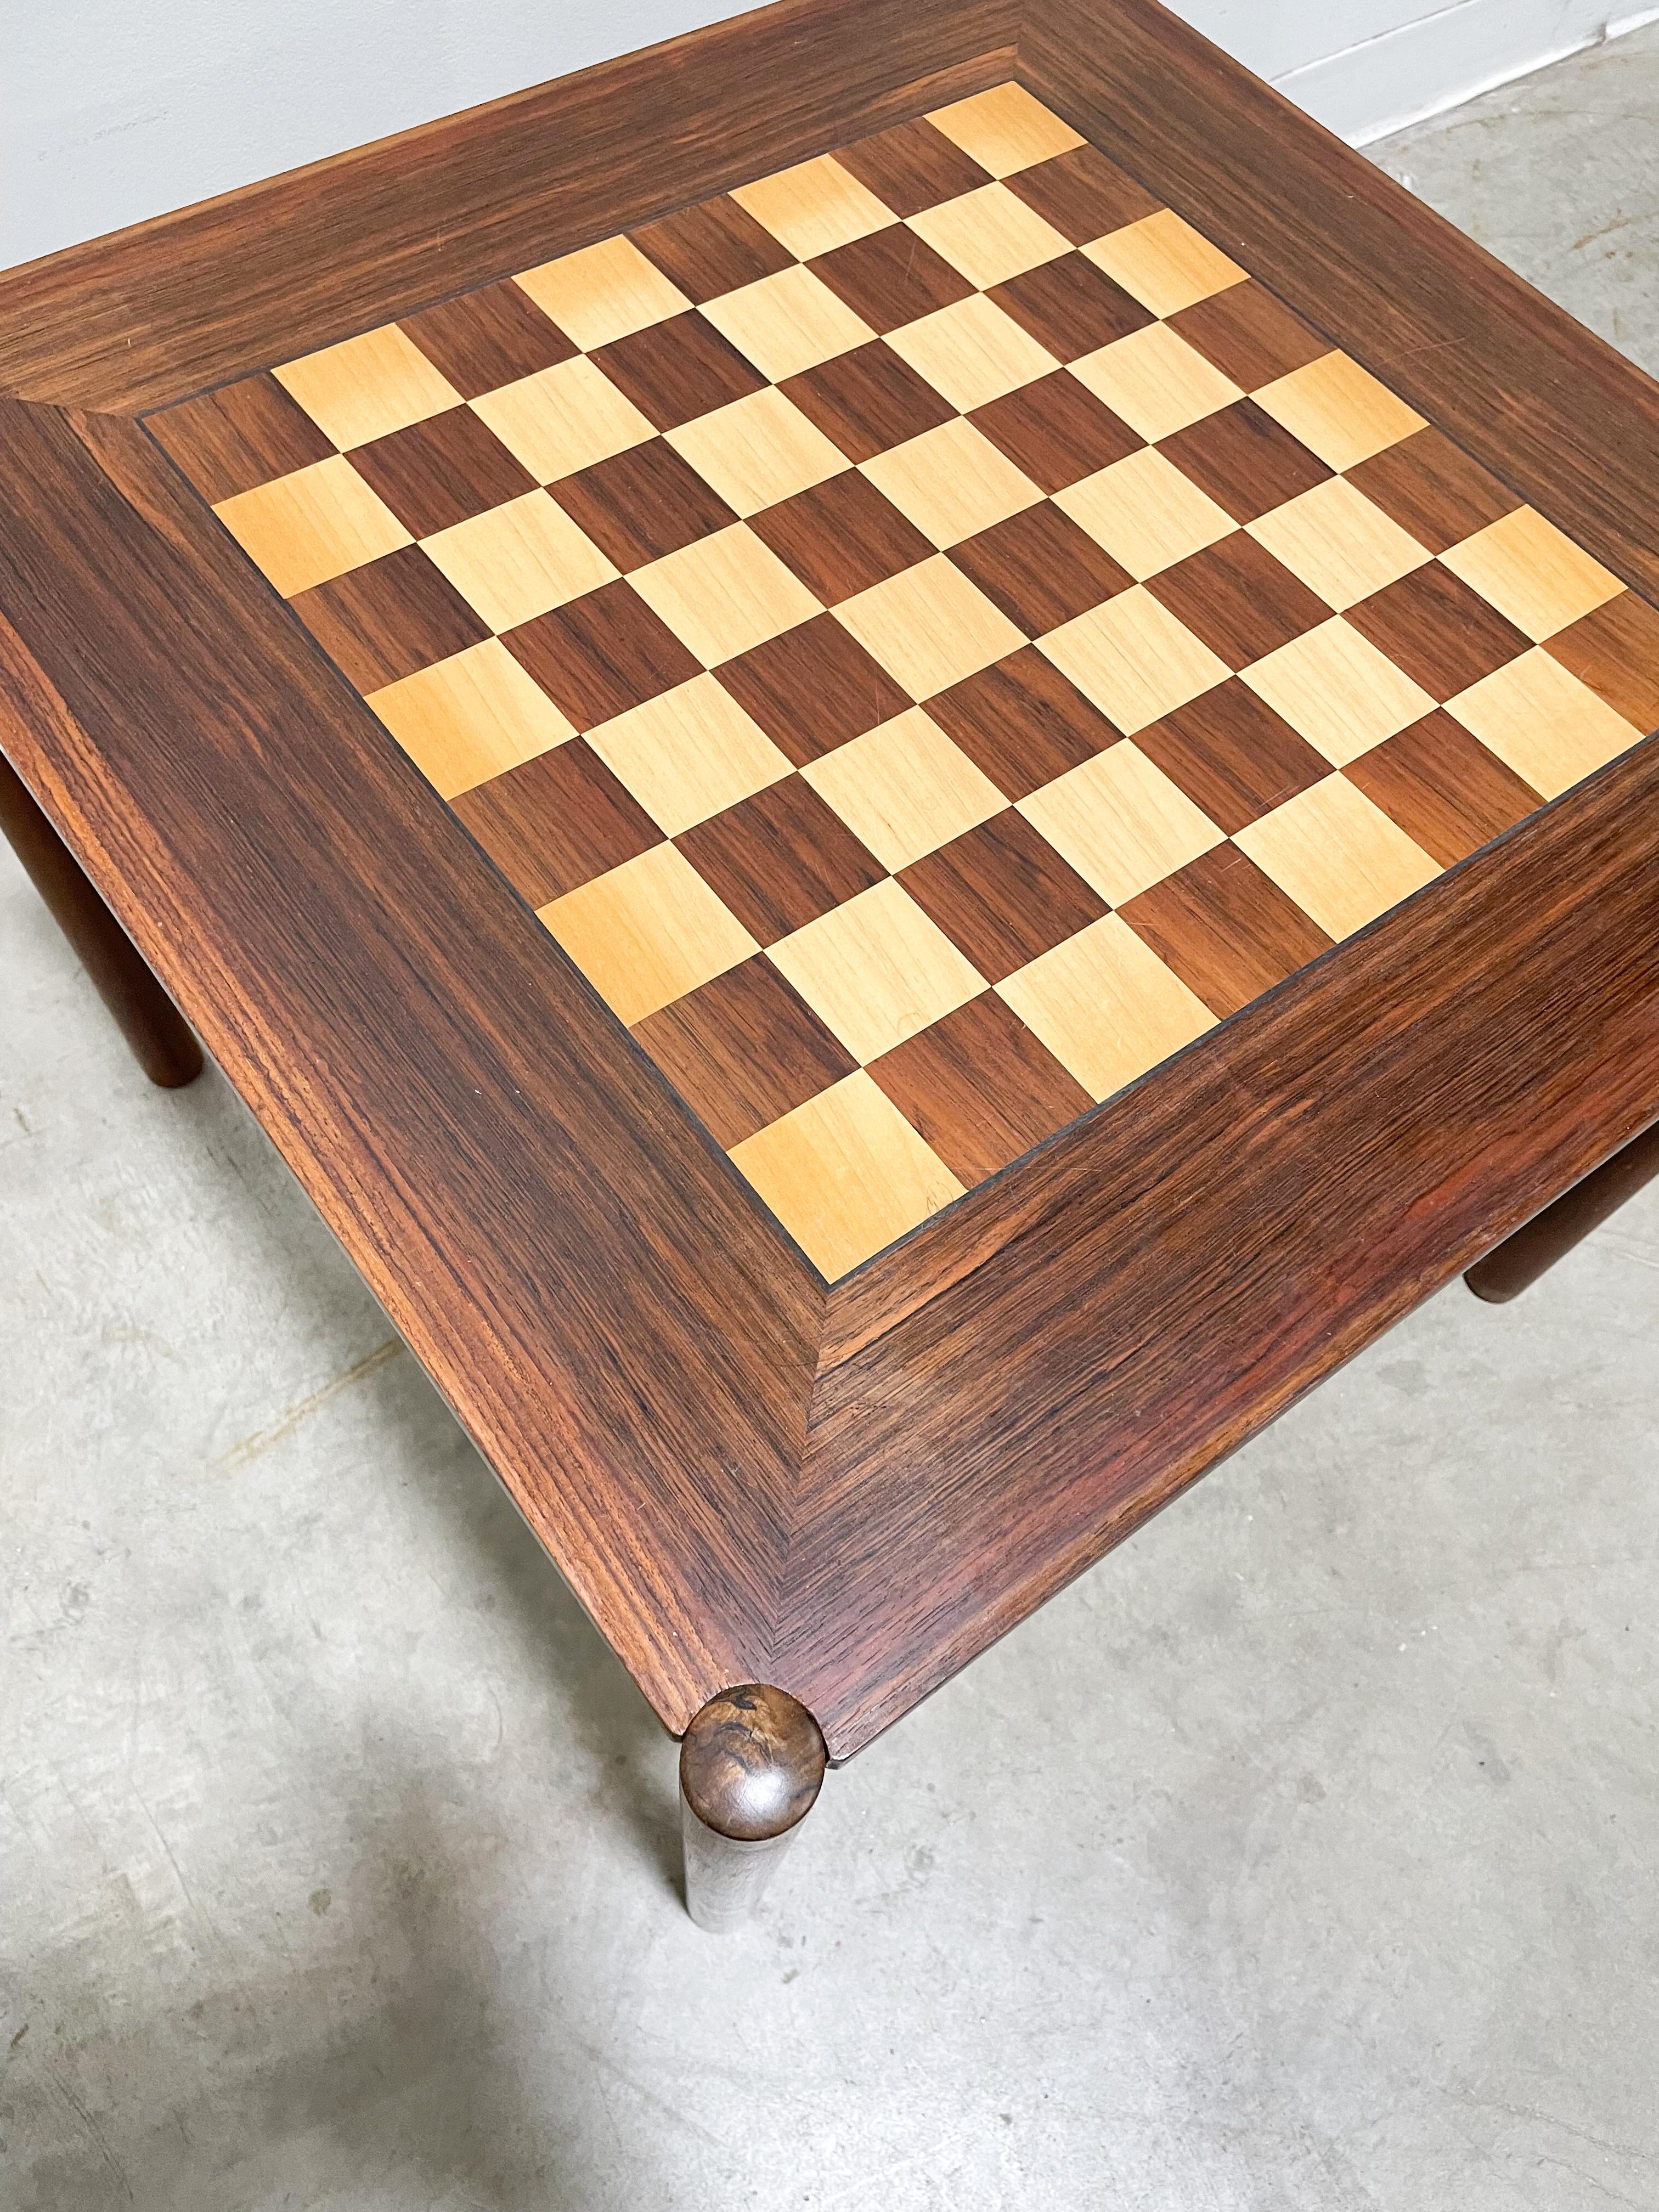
xmin=1465 ymin=1119 xmax=1659 ymax=1303
xmin=679 ymin=1684 xmax=827 ymax=1933
xmin=0 ymin=751 xmax=202 ymax=1089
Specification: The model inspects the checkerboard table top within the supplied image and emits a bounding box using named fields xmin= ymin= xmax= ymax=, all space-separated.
xmin=153 ymin=79 xmax=1659 ymax=1282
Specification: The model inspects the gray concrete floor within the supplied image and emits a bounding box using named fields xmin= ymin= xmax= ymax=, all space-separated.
xmin=3 ymin=30 xmax=1658 ymax=2210
xmin=1370 ymin=23 xmax=1659 ymax=383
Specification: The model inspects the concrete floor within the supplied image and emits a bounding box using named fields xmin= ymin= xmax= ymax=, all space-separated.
xmin=3 ymin=31 xmax=1658 ymax=2211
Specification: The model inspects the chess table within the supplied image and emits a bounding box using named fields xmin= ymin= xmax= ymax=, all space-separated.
xmin=4 ymin=0 xmax=1658 ymax=1928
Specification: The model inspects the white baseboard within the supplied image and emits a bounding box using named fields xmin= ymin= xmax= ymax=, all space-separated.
xmin=1276 ymin=0 xmax=1659 ymax=144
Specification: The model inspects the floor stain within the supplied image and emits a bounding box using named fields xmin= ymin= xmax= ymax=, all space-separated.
xmin=217 ymin=1336 xmax=404 ymax=1472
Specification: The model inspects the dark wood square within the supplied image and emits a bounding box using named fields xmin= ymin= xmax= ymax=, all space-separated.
xmin=870 ymin=991 xmax=1093 ymax=1186
xmin=1159 ymin=399 xmax=1331 ymax=524
xmin=779 ymin=340 xmax=957 ymax=462
xmin=1133 ymin=680 xmax=1330 ymax=834
xmin=1344 ymin=426 xmax=1525 ymax=554
xmin=809 ymin=225 xmax=974 ymax=332
xmin=1545 ymin=591 xmax=1659 ymax=735
xmin=1004 ymin=143 xmax=1162 ymax=245
xmin=676 ymin=775 xmax=885 ymax=943
xmin=503 ymin=580 xmax=702 ymax=729
xmin=347 ymin=407 xmax=537 ymax=537
xmin=833 ymin=117 xmax=991 ymax=215
xmin=289 ymin=545 xmax=487 ymax=691
xmin=149 ymin=373 xmax=336 ymax=502
xmin=949 ymin=501 xmax=1133 ymax=636
xmin=1346 ymin=561 xmax=1532 ymax=701
xmin=550 ymin=439 xmax=737 ymax=571
xmin=631 ymin=955 xmax=857 ymax=1149
xmin=398 ymin=279 xmax=577 ymax=398
xmin=748 ymin=470 xmax=934 ymax=605
xmin=1344 ymin=712 xmax=1542 ymax=867
xmin=1119 ymin=843 xmax=1333 ymax=1017
xmin=630 ymin=196 xmax=795 ymax=302
xmin=989 ymin=254 xmax=1154 ymax=361
xmin=589 ymin=311 xmax=765 ymax=431
xmin=1165 ymin=281 xmax=1330 ymax=392
xmin=449 ymin=739 xmax=661 ymax=905
xmin=969 ymin=370 xmax=1143 ymax=493
xmin=898 ymin=809 xmax=1107 ymax=981
xmin=712 ymin=614 xmax=912 ymax=763
xmin=928 ymin=646 xmax=1121 ymax=798
xmin=1148 ymin=531 xmax=1330 ymax=669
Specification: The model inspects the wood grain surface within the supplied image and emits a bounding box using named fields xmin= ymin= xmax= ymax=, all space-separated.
xmin=0 ymin=0 xmax=1017 ymax=413
xmin=0 ymin=395 xmax=821 ymax=1736
xmin=1018 ymin=0 xmax=1659 ymax=605
xmin=789 ymin=737 xmax=1659 ymax=1748
xmin=3 ymin=0 xmax=1657 ymax=1766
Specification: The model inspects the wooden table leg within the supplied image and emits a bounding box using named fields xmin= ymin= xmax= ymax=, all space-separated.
xmin=1 ymin=751 xmax=202 ymax=1089
xmin=1465 ymin=1119 xmax=1659 ymax=1304
xmin=679 ymin=1684 xmax=827 ymax=1933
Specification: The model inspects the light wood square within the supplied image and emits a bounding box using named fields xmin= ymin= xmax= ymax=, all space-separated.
xmin=585 ymin=675 xmax=792 ymax=834
xmin=1235 ymin=775 xmax=1438 ymax=940
xmin=907 ymin=182 xmax=1072 ymax=290
xmin=1054 ymin=447 xmax=1236 ymax=580
xmin=629 ymin=524 xmax=821 ymax=667
xmin=834 ymin=555 xmax=1026 ymax=701
xmin=1070 ymin=323 xmax=1244 ymax=444
xmin=1439 ymin=506 xmax=1626 ymax=642
xmin=1246 ymin=476 xmax=1430 ymax=611
xmin=1242 ymin=616 xmax=1436 ymax=765
xmin=366 ymin=637 xmax=575 ymax=798
xmin=1082 ymin=210 xmax=1247 ymax=316
xmin=1039 ymin=585 xmax=1232 ymax=735
xmin=515 ymin=235 xmax=690 ymax=350
xmin=860 ymin=417 xmax=1043 ymax=548
xmin=699 ymin=264 xmax=875 ymax=383
xmin=539 ymin=842 xmax=757 ymax=1025
xmin=732 ymin=154 xmax=896 ymax=260
xmin=803 ymin=707 xmax=1006 ymax=869
xmin=926 ymin=83 xmax=1085 ymax=178
xmin=421 ymin=490 xmax=617 ymax=632
xmin=768 ymin=877 xmax=986 ymax=1064
xmin=1446 ymin=646 xmax=1645 ymax=799
xmin=471 ymin=356 xmax=655 ymax=484
xmin=1253 ymin=352 xmax=1426 ymax=471
xmin=213 ymin=455 xmax=411 ymax=597
xmin=729 ymin=1070 xmax=964 ymax=1278
xmin=665 ymin=386 xmax=850 ymax=517
xmin=1018 ymin=740 xmax=1224 ymax=905
xmin=997 ymin=912 xmax=1214 ymax=1103
xmin=883 ymin=292 xmax=1061 ymax=414
xmin=273 ymin=323 xmax=461 ymax=451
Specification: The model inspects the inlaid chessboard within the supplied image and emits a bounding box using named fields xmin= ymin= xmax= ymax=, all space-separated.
xmin=151 ymin=81 xmax=1659 ymax=1280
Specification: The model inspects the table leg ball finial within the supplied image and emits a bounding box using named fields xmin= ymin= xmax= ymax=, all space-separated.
xmin=678 ymin=1684 xmax=827 ymax=1931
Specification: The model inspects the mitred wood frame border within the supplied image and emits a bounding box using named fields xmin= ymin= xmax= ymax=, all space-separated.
xmin=3 ymin=0 xmax=1657 ymax=1761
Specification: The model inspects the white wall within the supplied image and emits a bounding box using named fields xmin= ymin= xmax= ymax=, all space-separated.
xmin=3 ymin=0 xmax=1657 ymax=270
xmin=1229 ymin=0 xmax=1659 ymax=143
xmin=0 ymin=0 xmax=744 ymax=270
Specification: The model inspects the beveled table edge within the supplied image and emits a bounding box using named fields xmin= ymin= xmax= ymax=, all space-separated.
xmin=1 ymin=0 xmax=1655 ymax=1761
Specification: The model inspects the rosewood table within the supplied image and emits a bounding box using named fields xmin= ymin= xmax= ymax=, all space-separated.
xmin=4 ymin=0 xmax=1657 ymax=1932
